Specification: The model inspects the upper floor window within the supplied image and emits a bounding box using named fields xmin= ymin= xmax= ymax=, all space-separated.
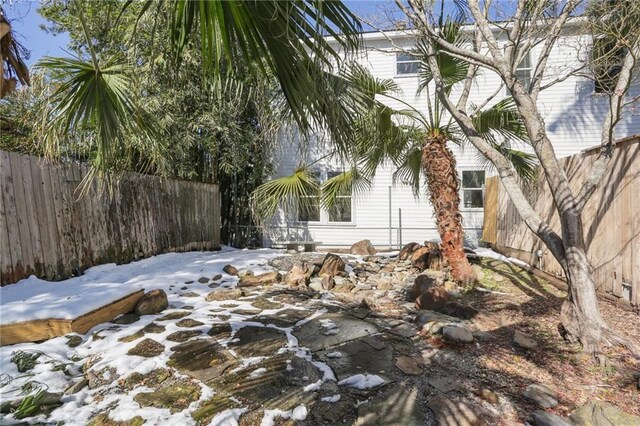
xmin=396 ymin=52 xmax=420 ymax=75
xmin=462 ymin=170 xmax=485 ymax=208
xmin=507 ymin=51 xmax=533 ymax=94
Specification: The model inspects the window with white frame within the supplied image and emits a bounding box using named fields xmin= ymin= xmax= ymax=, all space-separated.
xmin=297 ymin=170 xmax=320 ymax=222
xmin=461 ymin=170 xmax=485 ymax=208
xmin=506 ymin=51 xmax=533 ymax=94
xmin=396 ymin=52 xmax=420 ymax=75
xmin=297 ymin=170 xmax=352 ymax=223
xmin=327 ymin=171 xmax=352 ymax=222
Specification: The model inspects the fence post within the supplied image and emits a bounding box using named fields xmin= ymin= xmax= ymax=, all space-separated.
xmin=398 ymin=208 xmax=402 ymax=249
xmin=388 ymin=186 xmax=392 ymax=249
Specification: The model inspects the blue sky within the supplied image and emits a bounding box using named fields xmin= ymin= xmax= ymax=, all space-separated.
xmin=5 ymin=0 xmax=393 ymax=66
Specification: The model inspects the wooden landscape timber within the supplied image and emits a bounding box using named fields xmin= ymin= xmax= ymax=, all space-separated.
xmin=0 ymin=289 xmax=144 ymax=346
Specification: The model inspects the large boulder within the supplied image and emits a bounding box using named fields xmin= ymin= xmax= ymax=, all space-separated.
xmin=571 ymin=400 xmax=640 ymax=426
xmin=350 ymin=239 xmax=376 ymax=256
xmin=318 ymin=253 xmax=346 ymax=277
xmin=442 ymin=324 xmax=474 ymax=343
xmin=135 ymin=289 xmax=168 ymax=315
xmin=415 ymin=287 xmax=451 ymax=311
xmin=222 ymin=264 xmax=238 ymax=276
xmin=411 ymin=246 xmax=444 ymax=270
xmin=238 ymin=271 xmax=281 ymax=287
xmin=284 ymin=262 xmax=314 ymax=287
xmin=423 ymin=241 xmax=440 ymax=251
xmin=399 ymin=242 xmax=421 ymax=261
xmin=412 ymin=274 xmax=437 ymax=299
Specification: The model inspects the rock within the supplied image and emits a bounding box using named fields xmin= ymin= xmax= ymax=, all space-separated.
xmin=442 ymin=301 xmax=479 ymax=319
xmin=284 ymin=262 xmax=313 ymax=287
xmin=237 ymin=269 xmax=253 ymax=278
xmin=134 ymin=378 xmax=201 ymax=413
xmin=473 ymin=331 xmax=496 ymax=341
xmin=415 ymin=310 xmax=461 ymax=335
xmin=356 ymin=384 xmax=426 ymax=425
xmin=321 ymin=275 xmax=335 ymax=291
xmin=66 ymin=335 xmax=83 ymax=348
xmin=514 ymin=330 xmax=538 ymax=349
xmin=223 ymin=264 xmax=238 ymax=275
xmin=207 ymin=323 xmax=233 ymax=339
xmin=168 ymin=338 xmax=237 ymax=381
xmin=523 ymin=384 xmax=558 ymax=408
xmin=474 ymin=388 xmax=499 ymax=404
xmin=415 ymin=287 xmax=452 ymax=311
xmin=127 ymin=338 xmax=165 ymax=357
xmin=197 ymin=277 xmax=209 ymax=283
xmin=442 ymin=324 xmax=474 ymax=343
xmin=110 ymin=313 xmax=140 ymax=325
xmin=412 ymin=274 xmax=436 ymax=298
xmin=250 ymin=298 xmax=283 ymax=310
xmin=415 ymin=249 xmax=444 ymax=271
xmin=205 ymin=289 xmax=242 ymax=301
xmin=424 ymin=241 xmax=440 ymax=251
xmin=167 ymin=330 xmax=202 ymax=342
xmin=410 ymin=246 xmax=432 ymax=263
xmin=176 ymin=318 xmax=204 ymax=328
xmin=212 ymin=274 xmax=222 ymax=281
xmin=399 ymin=242 xmax=421 ymax=260
xmin=471 ymin=264 xmax=484 ymax=280
xmin=87 ymin=413 xmax=145 ymax=426
xmin=375 ymin=279 xmax=394 ymax=290
xmin=532 ymin=411 xmax=572 ymax=426
xmin=135 ymin=289 xmax=168 ymax=315
xmin=571 ymin=400 xmax=640 ymax=426
xmin=227 ymin=326 xmax=288 ymax=357
xmin=157 ymin=311 xmax=191 ymax=321
xmin=427 ymin=395 xmax=484 ymax=426
xmin=350 ymin=239 xmax=376 ymax=256
xmin=318 ymin=253 xmax=346 ymax=277
xmin=333 ymin=281 xmax=356 ymax=293
xmin=237 ymin=271 xmax=281 ymax=287
xmin=394 ymin=355 xmax=423 ymax=375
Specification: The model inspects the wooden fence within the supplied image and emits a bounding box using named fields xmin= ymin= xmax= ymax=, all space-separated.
xmin=1 ymin=150 xmax=221 ymax=285
xmin=482 ymin=136 xmax=640 ymax=307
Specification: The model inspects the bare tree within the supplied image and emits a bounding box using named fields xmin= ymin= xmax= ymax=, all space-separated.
xmin=395 ymin=0 xmax=639 ymax=358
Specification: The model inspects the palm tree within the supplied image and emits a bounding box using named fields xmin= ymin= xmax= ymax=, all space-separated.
xmin=1 ymin=8 xmax=30 ymax=98
xmin=252 ymin=53 xmax=535 ymax=284
xmin=36 ymin=0 xmax=362 ymax=174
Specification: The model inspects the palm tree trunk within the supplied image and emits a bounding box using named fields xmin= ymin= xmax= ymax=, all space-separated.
xmin=422 ymin=133 xmax=477 ymax=284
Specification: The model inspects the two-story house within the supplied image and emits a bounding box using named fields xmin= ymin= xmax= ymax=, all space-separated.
xmin=264 ymin=26 xmax=640 ymax=249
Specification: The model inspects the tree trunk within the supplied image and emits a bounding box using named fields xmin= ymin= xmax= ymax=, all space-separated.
xmin=422 ymin=133 xmax=477 ymax=284
xmin=557 ymin=214 xmax=608 ymax=357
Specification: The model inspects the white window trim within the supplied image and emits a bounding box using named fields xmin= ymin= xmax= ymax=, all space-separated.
xmin=460 ymin=170 xmax=485 ymax=211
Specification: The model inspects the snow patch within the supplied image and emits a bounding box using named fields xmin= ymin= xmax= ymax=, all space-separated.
xmin=338 ymin=374 xmax=385 ymax=389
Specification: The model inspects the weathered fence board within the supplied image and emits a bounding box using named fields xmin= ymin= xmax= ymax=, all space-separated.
xmin=485 ymin=136 xmax=640 ymax=306
xmin=1 ymin=150 xmax=221 ymax=285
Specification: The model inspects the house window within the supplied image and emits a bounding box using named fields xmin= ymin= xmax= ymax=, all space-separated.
xmin=297 ymin=170 xmax=320 ymax=222
xmin=507 ymin=51 xmax=532 ymax=94
xmin=462 ymin=170 xmax=485 ymax=208
xmin=296 ymin=170 xmax=352 ymax=223
xmin=396 ymin=52 xmax=420 ymax=75
xmin=327 ymin=171 xmax=352 ymax=223
xmin=593 ymin=38 xmax=625 ymax=94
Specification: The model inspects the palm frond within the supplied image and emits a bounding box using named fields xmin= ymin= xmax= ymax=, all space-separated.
xmin=471 ymin=97 xmax=529 ymax=144
xmin=392 ymin=141 xmax=424 ymax=197
xmin=320 ymin=168 xmax=370 ymax=209
xmin=250 ymin=166 xmax=319 ymax=221
xmin=170 ymin=0 xmax=361 ymax=144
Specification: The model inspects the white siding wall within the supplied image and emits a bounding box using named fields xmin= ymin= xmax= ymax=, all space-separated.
xmin=266 ymin=29 xmax=640 ymax=249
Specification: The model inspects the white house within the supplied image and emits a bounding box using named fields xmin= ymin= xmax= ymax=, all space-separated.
xmin=265 ymin=25 xmax=640 ymax=249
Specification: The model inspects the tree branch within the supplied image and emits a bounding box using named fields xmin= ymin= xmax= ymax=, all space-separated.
xmin=575 ymin=36 xmax=640 ymax=211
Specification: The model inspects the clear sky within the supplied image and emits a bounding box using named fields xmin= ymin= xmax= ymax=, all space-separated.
xmin=4 ymin=0 xmax=394 ymax=67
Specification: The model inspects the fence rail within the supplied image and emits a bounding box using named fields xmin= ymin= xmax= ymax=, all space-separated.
xmin=1 ymin=150 xmax=220 ymax=285
xmin=483 ymin=136 xmax=640 ymax=306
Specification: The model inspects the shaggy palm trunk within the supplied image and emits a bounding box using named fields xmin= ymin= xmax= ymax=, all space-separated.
xmin=422 ymin=134 xmax=477 ymax=284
